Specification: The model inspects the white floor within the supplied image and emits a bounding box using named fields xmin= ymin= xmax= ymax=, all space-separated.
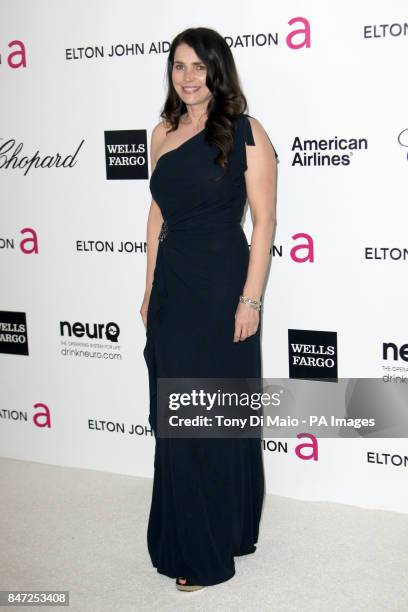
xmin=1 ymin=456 xmax=407 ymax=612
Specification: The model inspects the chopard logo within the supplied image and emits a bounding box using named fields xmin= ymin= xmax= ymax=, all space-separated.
xmin=0 ymin=137 xmax=84 ymax=175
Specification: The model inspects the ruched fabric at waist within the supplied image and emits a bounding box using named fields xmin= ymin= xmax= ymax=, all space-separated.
xmin=158 ymin=218 xmax=243 ymax=243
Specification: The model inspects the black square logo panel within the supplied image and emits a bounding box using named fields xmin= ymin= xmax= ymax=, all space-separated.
xmin=288 ymin=329 xmax=338 ymax=381
xmin=105 ymin=130 xmax=148 ymax=180
xmin=0 ymin=311 xmax=29 ymax=356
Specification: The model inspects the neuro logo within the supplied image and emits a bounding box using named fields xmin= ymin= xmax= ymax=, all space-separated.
xmin=383 ymin=342 xmax=408 ymax=363
xmin=60 ymin=320 xmax=120 ymax=343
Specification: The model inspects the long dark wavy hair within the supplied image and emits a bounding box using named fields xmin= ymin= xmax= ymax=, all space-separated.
xmin=159 ymin=27 xmax=248 ymax=180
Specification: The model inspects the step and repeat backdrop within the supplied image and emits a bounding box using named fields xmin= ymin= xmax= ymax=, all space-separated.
xmin=1 ymin=1 xmax=407 ymax=513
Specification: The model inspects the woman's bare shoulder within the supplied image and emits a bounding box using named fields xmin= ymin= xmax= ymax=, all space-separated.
xmin=150 ymin=119 xmax=172 ymax=165
xmin=152 ymin=118 xmax=172 ymax=138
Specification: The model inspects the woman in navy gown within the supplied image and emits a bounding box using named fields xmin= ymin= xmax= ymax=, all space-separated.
xmin=141 ymin=27 xmax=278 ymax=591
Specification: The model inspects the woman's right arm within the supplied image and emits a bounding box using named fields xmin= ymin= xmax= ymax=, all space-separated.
xmin=140 ymin=122 xmax=165 ymax=328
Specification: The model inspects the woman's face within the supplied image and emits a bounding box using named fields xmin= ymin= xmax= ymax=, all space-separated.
xmin=171 ymin=43 xmax=212 ymax=109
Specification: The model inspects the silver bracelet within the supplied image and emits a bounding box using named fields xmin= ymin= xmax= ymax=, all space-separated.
xmin=239 ymin=295 xmax=262 ymax=311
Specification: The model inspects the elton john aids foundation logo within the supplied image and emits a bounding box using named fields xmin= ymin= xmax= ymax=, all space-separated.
xmin=288 ymin=329 xmax=338 ymax=381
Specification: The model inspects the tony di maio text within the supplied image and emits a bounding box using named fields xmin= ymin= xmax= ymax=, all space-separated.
xmin=167 ymin=415 xmax=376 ymax=428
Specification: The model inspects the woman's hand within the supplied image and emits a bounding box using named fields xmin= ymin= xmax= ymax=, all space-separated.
xmin=233 ymin=301 xmax=259 ymax=342
xmin=140 ymin=288 xmax=152 ymax=329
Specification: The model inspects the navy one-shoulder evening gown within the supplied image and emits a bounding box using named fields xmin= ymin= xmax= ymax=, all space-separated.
xmin=143 ymin=113 xmax=275 ymax=586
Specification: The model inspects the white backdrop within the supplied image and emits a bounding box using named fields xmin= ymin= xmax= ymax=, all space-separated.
xmin=1 ymin=1 xmax=407 ymax=513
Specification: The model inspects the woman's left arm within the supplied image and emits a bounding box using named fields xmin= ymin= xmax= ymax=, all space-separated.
xmin=234 ymin=116 xmax=277 ymax=342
